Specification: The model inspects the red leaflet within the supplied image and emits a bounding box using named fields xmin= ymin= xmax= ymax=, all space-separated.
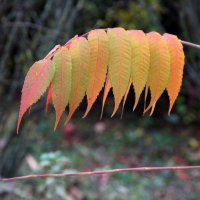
xmin=17 ymin=58 xmax=55 ymax=133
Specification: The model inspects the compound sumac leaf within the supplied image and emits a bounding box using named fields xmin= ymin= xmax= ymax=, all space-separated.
xmin=17 ymin=28 xmax=186 ymax=132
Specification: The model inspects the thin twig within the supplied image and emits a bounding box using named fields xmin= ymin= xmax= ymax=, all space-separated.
xmin=181 ymin=40 xmax=200 ymax=49
xmin=3 ymin=22 xmax=200 ymax=50
xmin=3 ymin=166 xmax=200 ymax=181
xmin=3 ymin=21 xmax=61 ymax=34
xmin=43 ymin=38 xmax=200 ymax=61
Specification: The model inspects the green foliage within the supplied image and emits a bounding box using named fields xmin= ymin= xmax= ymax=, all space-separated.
xmin=12 ymin=118 xmax=200 ymax=199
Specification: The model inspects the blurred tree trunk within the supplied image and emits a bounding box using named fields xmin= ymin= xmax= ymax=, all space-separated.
xmin=0 ymin=0 xmax=84 ymax=177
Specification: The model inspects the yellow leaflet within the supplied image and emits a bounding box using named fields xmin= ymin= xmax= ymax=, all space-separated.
xmin=83 ymin=29 xmax=109 ymax=118
xmin=144 ymin=32 xmax=170 ymax=114
xmin=65 ymin=37 xmax=90 ymax=124
xmin=107 ymin=28 xmax=132 ymax=117
xmin=163 ymin=33 xmax=185 ymax=114
xmin=52 ymin=47 xmax=72 ymax=129
xmin=128 ymin=30 xmax=150 ymax=111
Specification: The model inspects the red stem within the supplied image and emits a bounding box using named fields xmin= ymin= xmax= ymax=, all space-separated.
xmin=43 ymin=32 xmax=200 ymax=61
xmin=3 ymin=165 xmax=200 ymax=181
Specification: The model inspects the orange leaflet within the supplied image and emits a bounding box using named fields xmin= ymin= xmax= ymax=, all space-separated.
xmin=163 ymin=33 xmax=185 ymax=114
xmin=144 ymin=32 xmax=170 ymax=114
xmin=83 ymin=29 xmax=109 ymax=118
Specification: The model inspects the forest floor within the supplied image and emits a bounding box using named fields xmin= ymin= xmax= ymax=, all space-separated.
xmin=1 ymin=113 xmax=200 ymax=200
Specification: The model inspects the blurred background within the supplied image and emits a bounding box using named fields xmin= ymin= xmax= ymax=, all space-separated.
xmin=1 ymin=0 xmax=200 ymax=199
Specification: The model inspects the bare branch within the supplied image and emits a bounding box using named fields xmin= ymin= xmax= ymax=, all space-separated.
xmin=181 ymin=40 xmax=200 ymax=49
xmin=3 ymin=165 xmax=200 ymax=181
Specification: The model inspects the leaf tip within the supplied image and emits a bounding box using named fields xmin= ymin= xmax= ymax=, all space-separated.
xmin=132 ymin=98 xmax=139 ymax=112
xmin=111 ymin=108 xmax=117 ymax=118
xmin=111 ymin=99 xmax=121 ymax=118
xmin=82 ymin=103 xmax=92 ymax=119
xmin=53 ymin=123 xmax=58 ymax=131
xmin=100 ymin=107 xmax=104 ymax=120
xmin=168 ymin=105 xmax=173 ymax=116
xmin=64 ymin=112 xmax=73 ymax=125
xmin=149 ymin=104 xmax=156 ymax=116
xmin=17 ymin=108 xmax=24 ymax=134
xmin=54 ymin=119 xmax=59 ymax=131
xmin=120 ymin=111 xmax=123 ymax=119
xmin=17 ymin=122 xmax=20 ymax=134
